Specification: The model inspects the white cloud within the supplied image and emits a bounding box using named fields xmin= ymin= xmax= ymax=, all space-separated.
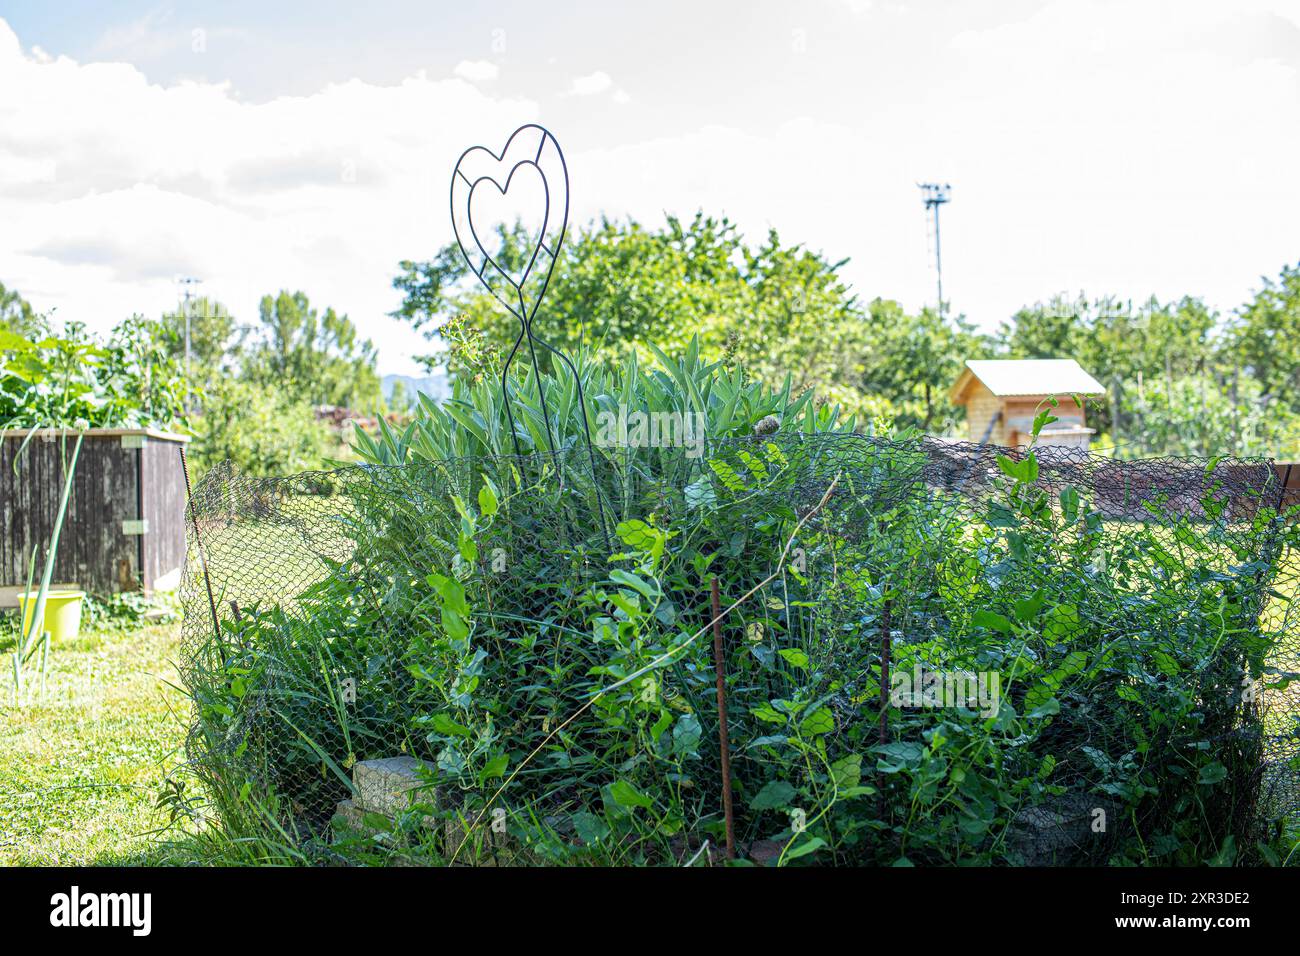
xmin=93 ymin=9 xmax=185 ymax=59
xmin=566 ymin=1 xmax=1300 ymax=331
xmin=0 ymin=19 xmax=537 ymax=375
xmin=568 ymin=70 xmax=613 ymax=96
xmin=1 ymin=1 xmax=1298 ymax=379
xmin=453 ymin=59 xmax=499 ymax=82
xmin=564 ymin=70 xmax=628 ymax=103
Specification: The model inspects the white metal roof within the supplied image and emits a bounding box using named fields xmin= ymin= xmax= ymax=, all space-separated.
xmin=956 ymin=359 xmax=1105 ymax=399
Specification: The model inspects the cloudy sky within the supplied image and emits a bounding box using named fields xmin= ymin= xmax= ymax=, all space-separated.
xmin=1 ymin=0 xmax=1297 ymax=375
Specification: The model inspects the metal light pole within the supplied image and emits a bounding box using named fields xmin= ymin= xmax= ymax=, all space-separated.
xmin=917 ymin=183 xmax=951 ymax=317
xmin=178 ymin=276 xmax=202 ymax=379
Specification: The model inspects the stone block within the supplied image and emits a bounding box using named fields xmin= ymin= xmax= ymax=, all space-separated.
xmin=331 ymin=798 xmax=368 ymax=833
xmin=353 ymin=756 xmax=439 ymax=817
xmin=443 ymin=814 xmax=521 ymax=865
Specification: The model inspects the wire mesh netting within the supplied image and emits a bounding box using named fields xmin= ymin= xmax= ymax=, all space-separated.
xmin=180 ymin=433 xmax=1300 ymax=865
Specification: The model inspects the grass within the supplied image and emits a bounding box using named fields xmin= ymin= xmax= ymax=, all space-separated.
xmin=194 ymin=494 xmax=352 ymax=617
xmin=0 ymin=515 xmax=1296 ymax=867
xmin=0 ymin=619 xmax=188 ymax=865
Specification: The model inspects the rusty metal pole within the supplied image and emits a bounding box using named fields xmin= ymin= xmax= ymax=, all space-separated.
xmin=179 ymin=446 xmax=222 ymax=650
xmin=876 ymin=595 xmax=894 ymax=824
xmin=710 ymin=576 xmax=737 ymax=861
xmin=879 ymin=597 xmax=893 ymax=747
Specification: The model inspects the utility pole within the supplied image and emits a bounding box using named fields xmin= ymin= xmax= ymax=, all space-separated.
xmin=917 ymin=183 xmax=951 ymax=318
xmin=177 ymin=276 xmax=202 ymax=379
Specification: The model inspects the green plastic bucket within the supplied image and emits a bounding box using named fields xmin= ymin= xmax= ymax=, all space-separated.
xmin=16 ymin=590 xmax=86 ymax=642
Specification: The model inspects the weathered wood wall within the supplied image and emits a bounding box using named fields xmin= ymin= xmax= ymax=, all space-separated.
xmin=0 ymin=430 xmax=188 ymax=596
xmin=140 ymin=436 xmax=189 ymax=591
xmin=1275 ymin=462 xmax=1300 ymax=511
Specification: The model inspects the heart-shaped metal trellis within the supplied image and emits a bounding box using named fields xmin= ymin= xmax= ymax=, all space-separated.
xmin=451 ymin=125 xmax=566 ymax=332
xmin=450 ymin=124 xmax=608 ymax=537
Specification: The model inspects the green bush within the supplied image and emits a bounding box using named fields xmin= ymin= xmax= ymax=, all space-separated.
xmin=352 ymin=335 xmax=853 ymax=465
xmin=180 ymin=348 xmax=1296 ymax=866
xmin=1113 ymin=372 xmax=1300 ymax=460
xmin=189 ymin=378 xmax=330 ymax=479
xmin=0 ymin=317 xmax=187 ymax=430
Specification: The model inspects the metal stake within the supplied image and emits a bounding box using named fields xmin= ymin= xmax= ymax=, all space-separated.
xmin=710 ymin=575 xmax=737 ymax=861
xmin=879 ymin=597 xmax=893 ymax=747
xmin=179 ymin=446 xmax=221 ymax=655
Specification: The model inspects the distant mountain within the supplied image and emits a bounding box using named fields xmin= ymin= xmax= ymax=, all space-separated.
xmin=382 ymin=369 xmax=450 ymax=406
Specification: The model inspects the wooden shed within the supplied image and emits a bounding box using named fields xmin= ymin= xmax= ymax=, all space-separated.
xmin=1 ymin=428 xmax=191 ymax=605
xmin=950 ymin=359 xmax=1105 ymax=449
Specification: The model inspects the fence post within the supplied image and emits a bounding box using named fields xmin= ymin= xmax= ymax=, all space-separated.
xmin=709 ymin=575 xmax=737 ymax=861
xmin=879 ymin=596 xmax=893 ymax=747
xmin=179 ymin=446 xmax=221 ymax=654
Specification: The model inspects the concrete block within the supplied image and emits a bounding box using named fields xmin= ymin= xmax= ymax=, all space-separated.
xmin=1007 ymin=795 xmax=1099 ymax=865
xmin=330 ymin=799 xmax=369 ymax=833
xmin=353 ymin=756 xmax=439 ymax=817
xmin=443 ymin=815 xmax=517 ymax=865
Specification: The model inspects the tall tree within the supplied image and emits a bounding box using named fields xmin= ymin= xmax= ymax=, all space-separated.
xmin=860 ymin=300 xmax=982 ymax=432
xmin=393 ymin=214 xmax=756 ymax=364
xmin=998 ymin=292 xmax=1223 ymax=440
xmin=245 ymin=291 xmax=380 ymax=410
xmin=999 ymin=293 xmax=1217 ymax=387
xmin=1228 ymin=262 xmax=1300 ymax=407
xmin=0 ymin=280 xmax=44 ymax=337
xmin=391 ymin=212 xmax=969 ymax=426
xmin=157 ymin=296 xmax=238 ymax=374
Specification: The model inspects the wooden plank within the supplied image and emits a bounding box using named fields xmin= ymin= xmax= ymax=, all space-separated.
xmin=1 ymin=437 xmax=10 ymax=586
xmin=50 ymin=435 xmax=78 ymax=589
xmin=17 ymin=435 xmax=43 ymax=591
xmin=1274 ymin=462 xmax=1300 ymax=512
xmin=1 ymin=427 xmax=190 ymax=443
xmin=3 ymin=437 xmax=18 ymax=586
xmin=0 ymin=434 xmax=141 ymax=594
xmin=140 ymin=439 xmax=187 ymax=591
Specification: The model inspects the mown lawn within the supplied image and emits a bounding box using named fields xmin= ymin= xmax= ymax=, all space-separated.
xmin=0 ymin=621 xmax=188 ymax=865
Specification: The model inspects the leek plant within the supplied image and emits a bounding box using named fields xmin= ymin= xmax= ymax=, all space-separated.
xmin=352 ymin=334 xmax=853 ymax=466
xmin=8 ymin=430 xmax=83 ymax=703
xmin=2 ymin=318 xmax=184 ymax=702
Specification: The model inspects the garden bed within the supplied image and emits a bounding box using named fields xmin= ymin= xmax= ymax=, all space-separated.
xmin=178 ymin=432 xmax=1300 ymax=866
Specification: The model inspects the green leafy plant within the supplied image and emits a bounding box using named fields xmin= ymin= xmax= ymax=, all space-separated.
xmin=352 ymin=334 xmax=852 ymax=466
xmin=8 ymin=432 xmax=81 ymax=703
xmin=180 ymin=346 xmax=1296 ymax=867
xmin=1 ymin=318 xmax=188 ymax=431
xmin=2 ymin=318 xmax=188 ymax=701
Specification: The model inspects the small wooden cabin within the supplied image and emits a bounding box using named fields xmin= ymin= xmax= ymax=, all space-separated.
xmin=1 ymin=428 xmax=190 ymax=606
xmin=949 ymin=359 xmax=1105 ymax=449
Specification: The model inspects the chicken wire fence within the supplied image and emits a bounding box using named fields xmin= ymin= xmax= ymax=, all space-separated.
xmin=179 ymin=433 xmax=1300 ymax=865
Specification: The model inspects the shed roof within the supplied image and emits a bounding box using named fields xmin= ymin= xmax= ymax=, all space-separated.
xmin=0 ymin=426 xmax=191 ymax=443
xmin=950 ymin=359 xmax=1105 ymax=403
